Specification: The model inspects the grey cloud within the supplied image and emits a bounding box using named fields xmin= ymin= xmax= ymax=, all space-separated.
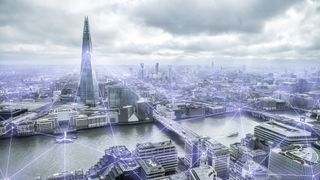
xmin=0 ymin=0 xmax=82 ymax=46
xmin=0 ymin=0 xmax=120 ymax=63
xmin=133 ymin=0 xmax=299 ymax=35
xmin=0 ymin=0 xmax=318 ymax=64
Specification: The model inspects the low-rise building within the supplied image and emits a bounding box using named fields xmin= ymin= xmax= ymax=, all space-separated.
xmin=47 ymin=169 xmax=84 ymax=180
xmin=254 ymin=121 xmax=317 ymax=147
xmin=138 ymin=158 xmax=165 ymax=179
xmin=256 ymin=97 xmax=287 ymax=111
xmin=74 ymin=114 xmax=88 ymax=129
xmin=230 ymin=160 xmax=270 ymax=180
xmin=187 ymin=165 xmax=217 ymax=180
xmin=35 ymin=118 xmax=55 ymax=133
xmin=230 ymin=143 xmax=269 ymax=167
xmin=16 ymin=120 xmax=35 ymax=136
xmin=268 ymin=144 xmax=320 ymax=180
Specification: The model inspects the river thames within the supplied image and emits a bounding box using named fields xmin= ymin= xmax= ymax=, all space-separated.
xmin=0 ymin=114 xmax=261 ymax=179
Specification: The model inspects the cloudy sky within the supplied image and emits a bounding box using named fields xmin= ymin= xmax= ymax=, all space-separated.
xmin=0 ymin=0 xmax=319 ymax=65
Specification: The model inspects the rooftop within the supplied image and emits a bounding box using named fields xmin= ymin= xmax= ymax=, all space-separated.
xmin=136 ymin=140 xmax=174 ymax=149
xmin=257 ymin=121 xmax=312 ymax=137
xmin=189 ymin=165 xmax=216 ymax=180
xmin=274 ymin=144 xmax=320 ymax=165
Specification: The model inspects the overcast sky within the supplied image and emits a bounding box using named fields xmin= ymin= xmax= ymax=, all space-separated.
xmin=0 ymin=0 xmax=319 ymax=65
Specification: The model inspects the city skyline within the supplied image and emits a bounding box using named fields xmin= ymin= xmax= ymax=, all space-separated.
xmin=0 ymin=0 xmax=320 ymax=65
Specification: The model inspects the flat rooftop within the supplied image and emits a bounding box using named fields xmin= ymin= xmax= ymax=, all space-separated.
xmin=136 ymin=140 xmax=174 ymax=149
xmin=257 ymin=121 xmax=312 ymax=137
xmin=189 ymin=165 xmax=216 ymax=179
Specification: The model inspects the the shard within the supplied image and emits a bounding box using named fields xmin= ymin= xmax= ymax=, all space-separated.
xmin=78 ymin=16 xmax=99 ymax=106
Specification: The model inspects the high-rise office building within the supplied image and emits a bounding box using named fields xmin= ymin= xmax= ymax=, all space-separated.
xmin=78 ymin=16 xmax=99 ymax=106
xmin=204 ymin=139 xmax=230 ymax=179
xmin=168 ymin=65 xmax=173 ymax=82
xmin=185 ymin=138 xmax=202 ymax=168
xmin=155 ymin=62 xmax=159 ymax=74
xmin=107 ymin=82 xmax=139 ymax=109
xmin=211 ymin=60 xmax=214 ymax=72
xmin=140 ymin=63 xmax=145 ymax=80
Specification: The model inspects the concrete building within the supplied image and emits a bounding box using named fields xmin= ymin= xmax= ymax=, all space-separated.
xmin=230 ymin=160 xmax=269 ymax=180
xmin=268 ymin=144 xmax=320 ymax=180
xmin=118 ymin=105 xmax=138 ymax=124
xmin=185 ymin=139 xmax=202 ymax=168
xmin=16 ymin=120 xmax=35 ymax=136
xmin=135 ymin=141 xmax=178 ymax=173
xmin=54 ymin=108 xmax=74 ymax=130
xmin=289 ymin=94 xmax=316 ymax=109
xmin=106 ymin=146 xmax=140 ymax=179
xmin=87 ymin=112 xmax=118 ymax=128
xmin=35 ymin=118 xmax=55 ymax=133
xmin=47 ymin=170 xmax=84 ymax=180
xmin=205 ymin=139 xmax=230 ymax=179
xmin=0 ymin=122 xmax=6 ymax=135
xmin=59 ymin=88 xmax=76 ymax=103
xmin=230 ymin=142 xmax=268 ymax=167
xmin=188 ymin=165 xmax=217 ymax=180
xmin=256 ymin=97 xmax=287 ymax=111
xmin=87 ymin=145 xmax=140 ymax=179
xmin=138 ymin=158 xmax=165 ymax=179
xmin=0 ymin=106 xmax=28 ymax=121
xmin=74 ymin=114 xmax=89 ymax=129
xmin=254 ymin=121 xmax=317 ymax=147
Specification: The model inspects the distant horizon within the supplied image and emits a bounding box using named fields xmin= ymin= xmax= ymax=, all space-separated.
xmin=1 ymin=59 xmax=319 ymax=74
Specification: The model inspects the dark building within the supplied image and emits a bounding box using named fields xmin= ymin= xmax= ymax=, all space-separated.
xmin=118 ymin=105 xmax=136 ymax=124
xmin=107 ymin=83 xmax=139 ymax=109
xmin=155 ymin=62 xmax=159 ymax=75
xmin=60 ymin=88 xmax=76 ymax=102
xmin=98 ymin=82 xmax=108 ymax=99
xmin=0 ymin=107 xmax=28 ymax=121
xmin=136 ymin=99 xmax=153 ymax=120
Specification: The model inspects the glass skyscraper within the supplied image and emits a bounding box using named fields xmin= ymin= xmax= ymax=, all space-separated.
xmin=78 ymin=16 xmax=99 ymax=106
